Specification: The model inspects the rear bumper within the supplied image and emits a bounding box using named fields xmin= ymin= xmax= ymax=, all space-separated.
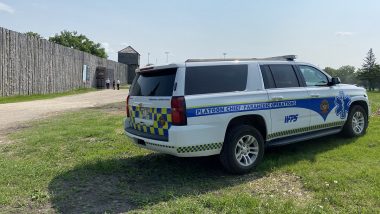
xmin=124 ymin=118 xmax=224 ymax=157
xmin=125 ymin=127 xmax=168 ymax=141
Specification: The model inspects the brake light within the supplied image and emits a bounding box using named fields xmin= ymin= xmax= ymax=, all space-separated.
xmin=126 ymin=95 xmax=130 ymax=117
xmin=171 ymin=96 xmax=187 ymax=126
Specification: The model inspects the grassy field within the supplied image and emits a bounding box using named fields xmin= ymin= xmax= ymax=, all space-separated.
xmin=0 ymin=88 xmax=96 ymax=104
xmin=0 ymin=94 xmax=379 ymax=213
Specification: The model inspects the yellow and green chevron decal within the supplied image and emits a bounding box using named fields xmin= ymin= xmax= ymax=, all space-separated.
xmin=177 ymin=142 xmax=223 ymax=153
xmin=146 ymin=142 xmax=175 ymax=149
xmin=267 ymin=121 xmax=345 ymax=140
xmin=129 ymin=105 xmax=172 ymax=137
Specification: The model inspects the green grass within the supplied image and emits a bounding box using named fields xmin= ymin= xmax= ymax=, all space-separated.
xmin=369 ymin=91 xmax=380 ymax=115
xmin=0 ymin=88 xmax=96 ymax=104
xmin=0 ymin=94 xmax=379 ymax=213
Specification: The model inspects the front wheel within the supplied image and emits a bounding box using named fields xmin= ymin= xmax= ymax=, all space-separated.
xmin=220 ymin=125 xmax=264 ymax=174
xmin=342 ymin=105 xmax=368 ymax=137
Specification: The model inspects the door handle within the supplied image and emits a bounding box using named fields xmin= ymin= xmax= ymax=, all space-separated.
xmin=272 ymin=96 xmax=284 ymax=101
xmin=310 ymin=94 xmax=320 ymax=98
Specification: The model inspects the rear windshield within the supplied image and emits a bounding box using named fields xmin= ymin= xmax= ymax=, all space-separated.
xmin=185 ymin=65 xmax=248 ymax=95
xmin=129 ymin=68 xmax=177 ymax=96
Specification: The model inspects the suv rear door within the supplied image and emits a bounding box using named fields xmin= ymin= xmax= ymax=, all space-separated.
xmin=127 ymin=67 xmax=177 ymax=141
xmin=184 ymin=64 xmax=250 ymax=121
xmin=260 ymin=64 xmax=310 ymax=140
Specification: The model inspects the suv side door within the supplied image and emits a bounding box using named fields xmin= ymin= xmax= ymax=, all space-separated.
xmin=260 ymin=64 xmax=310 ymax=140
xmin=296 ymin=65 xmax=343 ymax=126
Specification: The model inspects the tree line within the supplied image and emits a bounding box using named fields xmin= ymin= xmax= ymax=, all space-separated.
xmin=25 ymin=31 xmax=107 ymax=59
xmin=324 ymin=48 xmax=380 ymax=91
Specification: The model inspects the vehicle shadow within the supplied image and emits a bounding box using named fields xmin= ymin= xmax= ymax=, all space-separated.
xmin=48 ymin=135 xmax=358 ymax=213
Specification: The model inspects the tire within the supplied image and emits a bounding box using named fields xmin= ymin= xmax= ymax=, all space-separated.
xmin=342 ymin=105 xmax=368 ymax=137
xmin=220 ymin=125 xmax=264 ymax=174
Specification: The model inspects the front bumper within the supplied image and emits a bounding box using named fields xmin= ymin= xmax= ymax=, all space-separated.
xmin=124 ymin=118 xmax=224 ymax=157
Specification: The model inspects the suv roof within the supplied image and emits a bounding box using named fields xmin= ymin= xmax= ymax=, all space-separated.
xmin=137 ymin=55 xmax=321 ymax=72
xmin=186 ymin=55 xmax=297 ymax=63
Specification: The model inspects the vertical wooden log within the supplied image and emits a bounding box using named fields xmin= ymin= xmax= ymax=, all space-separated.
xmin=26 ymin=33 xmax=30 ymax=95
xmin=5 ymin=29 xmax=10 ymax=96
xmin=31 ymin=36 xmax=35 ymax=95
xmin=9 ymin=30 xmax=15 ymax=96
xmin=0 ymin=28 xmax=3 ymax=97
xmin=38 ymin=38 xmax=42 ymax=94
xmin=52 ymin=43 xmax=55 ymax=93
xmin=18 ymin=33 xmax=23 ymax=95
xmin=19 ymin=32 xmax=23 ymax=95
xmin=28 ymin=35 xmax=35 ymax=95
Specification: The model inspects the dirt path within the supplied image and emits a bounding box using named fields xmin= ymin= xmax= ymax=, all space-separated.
xmin=0 ymin=89 xmax=129 ymax=133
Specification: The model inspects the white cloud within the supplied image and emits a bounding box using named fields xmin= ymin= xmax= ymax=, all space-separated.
xmin=101 ymin=42 xmax=118 ymax=60
xmin=101 ymin=42 xmax=111 ymax=52
xmin=335 ymin=32 xmax=354 ymax=37
xmin=0 ymin=2 xmax=14 ymax=14
xmin=101 ymin=42 xmax=117 ymax=54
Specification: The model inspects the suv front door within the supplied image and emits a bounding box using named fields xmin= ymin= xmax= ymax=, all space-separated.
xmin=260 ymin=64 xmax=310 ymax=140
xmin=297 ymin=65 xmax=343 ymax=126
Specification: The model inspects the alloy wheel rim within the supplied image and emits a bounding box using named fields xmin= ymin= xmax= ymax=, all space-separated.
xmin=235 ymin=135 xmax=259 ymax=167
xmin=352 ymin=111 xmax=365 ymax=135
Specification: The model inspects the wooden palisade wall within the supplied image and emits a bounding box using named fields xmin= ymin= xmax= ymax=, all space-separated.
xmin=0 ymin=27 xmax=128 ymax=97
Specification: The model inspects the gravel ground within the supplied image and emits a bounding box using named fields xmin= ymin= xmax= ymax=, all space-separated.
xmin=0 ymin=89 xmax=129 ymax=134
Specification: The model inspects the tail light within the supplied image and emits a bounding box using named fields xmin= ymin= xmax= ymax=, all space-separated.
xmin=171 ymin=96 xmax=187 ymax=126
xmin=126 ymin=95 xmax=130 ymax=117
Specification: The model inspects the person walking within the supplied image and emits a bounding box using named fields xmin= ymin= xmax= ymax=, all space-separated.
xmin=112 ymin=80 xmax=116 ymax=90
xmin=117 ymin=79 xmax=121 ymax=90
xmin=105 ymin=78 xmax=110 ymax=89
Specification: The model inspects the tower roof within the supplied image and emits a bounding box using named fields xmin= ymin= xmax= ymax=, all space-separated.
xmin=118 ymin=46 xmax=140 ymax=55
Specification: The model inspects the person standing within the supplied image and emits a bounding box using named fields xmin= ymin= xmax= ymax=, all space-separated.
xmin=117 ymin=79 xmax=121 ymax=90
xmin=105 ymin=78 xmax=110 ymax=89
xmin=112 ymin=80 xmax=116 ymax=90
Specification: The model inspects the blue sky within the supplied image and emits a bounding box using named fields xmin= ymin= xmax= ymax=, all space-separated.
xmin=0 ymin=0 xmax=379 ymax=68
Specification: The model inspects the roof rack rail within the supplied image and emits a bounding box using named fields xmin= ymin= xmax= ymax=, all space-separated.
xmin=186 ymin=55 xmax=297 ymax=63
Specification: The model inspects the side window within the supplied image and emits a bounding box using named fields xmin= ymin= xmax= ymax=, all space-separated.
xmin=269 ymin=64 xmax=300 ymax=88
xmin=185 ymin=65 xmax=248 ymax=95
xmin=260 ymin=65 xmax=276 ymax=89
xmin=299 ymin=65 xmax=328 ymax=86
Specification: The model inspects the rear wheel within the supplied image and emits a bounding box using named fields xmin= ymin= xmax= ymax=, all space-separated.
xmin=342 ymin=105 xmax=368 ymax=137
xmin=220 ymin=125 xmax=264 ymax=174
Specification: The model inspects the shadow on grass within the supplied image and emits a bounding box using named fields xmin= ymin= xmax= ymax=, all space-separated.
xmin=48 ymin=135 xmax=358 ymax=213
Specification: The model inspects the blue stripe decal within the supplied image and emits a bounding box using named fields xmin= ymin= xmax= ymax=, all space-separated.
xmin=187 ymin=93 xmax=350 ymax=121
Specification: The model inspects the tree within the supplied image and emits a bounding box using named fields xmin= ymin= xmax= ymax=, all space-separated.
xmin=373 ymin=64 xmax=380 ymax=89
xmin=324 ymin=66 xmax=359 ymax=85
xmin=358 ymin=49 xmax=380 ymax=91
xmin=49 ymin=30 xmax=107 ymax=58
xmin=335 ymin=66 xmax=357 ymax=84
xmin=25 ymin=31 xmax=42 ymax=39
xmin=324 ymin=67 xmax=337 ymax=77
xmin=363 ymin=48 xmax=376 ymax=70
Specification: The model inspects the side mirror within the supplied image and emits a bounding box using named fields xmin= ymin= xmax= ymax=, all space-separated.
xmin=329 ymin=77 xmax=341 ymax=86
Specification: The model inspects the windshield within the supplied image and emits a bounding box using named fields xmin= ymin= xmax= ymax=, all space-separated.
xmin=129 ymin=68 xmax=177 ymax=96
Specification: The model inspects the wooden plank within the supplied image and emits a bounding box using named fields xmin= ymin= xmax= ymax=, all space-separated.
xmin=27 ymin=35 xmax=35 ymax=95
xmin=4 ymin=28 xmax=9 ymax=96
xmin=19 ymin=32 xmax=22 ymax=95
xmin=0 ymin=28 xmax=3 ymax=96
xmin=18 ymin=33 xmax=23 ymax=95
